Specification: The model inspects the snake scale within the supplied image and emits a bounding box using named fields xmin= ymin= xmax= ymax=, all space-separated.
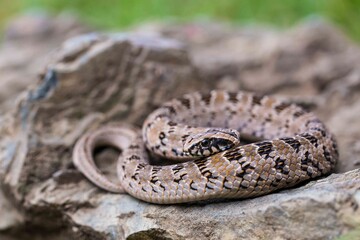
xmin=73 ymin=90 xmax=339 ymax=204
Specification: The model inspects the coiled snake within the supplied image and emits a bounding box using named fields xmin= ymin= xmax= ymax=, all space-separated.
xmin=73 ymin=90 xmax=338 ymax=204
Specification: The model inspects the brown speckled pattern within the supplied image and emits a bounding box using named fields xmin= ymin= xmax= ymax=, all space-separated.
xmin=73 ymin=90 xmax=338 ymax=204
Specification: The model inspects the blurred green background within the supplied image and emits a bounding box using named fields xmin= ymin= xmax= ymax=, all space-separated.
xmin=1 ymin=0 xmax=360 ymax=41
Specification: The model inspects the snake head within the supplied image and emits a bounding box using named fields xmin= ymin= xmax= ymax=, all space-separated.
xmin=183 ymin=129 xmax=240 ymax=157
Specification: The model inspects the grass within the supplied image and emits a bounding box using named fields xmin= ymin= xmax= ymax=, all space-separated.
xmin=337 ymin=227 xmax=360 ymax=240
xmin=0 ymin=0 xmax=360 ymax=41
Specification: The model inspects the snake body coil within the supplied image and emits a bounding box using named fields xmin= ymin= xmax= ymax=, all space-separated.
xmin=73 ymin=90 xmax=338 ymax=204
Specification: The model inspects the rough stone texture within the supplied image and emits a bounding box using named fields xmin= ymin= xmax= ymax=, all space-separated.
xmin=144 ymin=20 xmax=359 ymax=96
xmin=0 ymin=189 xmax=23 ymax=231
xmin=328 ymin=99 xmax=360 ymax=174
xmin=1 ymin=16 xmax=360 ymax=240
xmin=0 ymin=12 xmax=91 ymax=110
xmin=25 ymin=169 xmax=360 ymax=240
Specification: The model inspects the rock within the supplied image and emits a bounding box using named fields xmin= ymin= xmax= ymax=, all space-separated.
xmin=0 ymin=189 xmax=23 ymax=231
xmin=0 ymin=31 xmax=204 ymax=237
xmin=328 ymin=98 xmax=360 ymax=172
xmin=0 ymin=31 xmax=201 ymax=188
xmin=19 ymin=169 xmax=360 ymax=239
xmin=0 ymin=12 xmax=91 ymax=110
xmin=154 ymin=20 xmax=360 ymax=98
xmin=1 ymin=17 xmax=360 ymax=240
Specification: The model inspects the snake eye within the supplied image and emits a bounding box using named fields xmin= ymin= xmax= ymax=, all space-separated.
xmin=200 ymin=138 xmax=211 ymax=148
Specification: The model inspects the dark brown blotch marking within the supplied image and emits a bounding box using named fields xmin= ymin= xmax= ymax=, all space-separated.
xmin=150 ymin=177 xmax=158 ymax=185
xmin=275 ymin=102 xmax=292 ymax=113
xmin=173 ymin=178 xmax=181 ymax=184
xmin=222 ymin=178 xmax=232 ymax=190
xmin=293 ymin=109 xmax=307 ymax=118
xmin=223 ymin=147 xmax=243 ymax=162
xmin=131 ymin=174 xmax=138 ymax=181
xmin=194 ymin=158 xmax=208 ymax=171
xmin=164 ymin=105 xmax=176 ymax=114
xmin=256 ymin=141 xmax=273 ymax=158
xmin=274 ymin=157 xmax=289 ymax=174
xmin=265 ymin=117 xmax=272 ymax=122
xmin=323 ymin=145 xmax=334 ymax=164
xmin=331 ymin=136 xmax=339 ymax=157
xmin=310 ymin=127 xmax=327 ymax=137
xmin=252 ymin=95 xmax=264 ymax=106
xmin=194 ymin=157 xmax=208 ymax=166
xmin=173 ymin=173 xmax=187 ymax=184
xmin=228 ymin=92 xmax=238 ymax=103
xmin=300 ymin=151 xmax=315 ymax=177
xmin=301 ymin=133 xmax=318 ymax=147
xmin=281 ymin=137 xmax=301 ymax=153
xmin=168 ymin=121 xmax=177 ymax=126
xmin=205 ymin=182 xmax=215 ymax=190
xmin=152 ymin=165 xmax=162 ymax=173
xmin=189 ymin=180 xmax=197 ymax=190
xmin=236 ymin=162 xmax=255 ymax=183
xmin=201 ymin=169 xmax=212 ymax=179
xmin=136 ymin=163 xmax=145 ymax=170
xmin=129 ymin=155 xmax=141 ymax=160
xmin=172 ymin=148 xmax=180 ymax=156
xmin=172 ymin=165 xmax=183 ymax=174
xmin=159 ymin=183 xmax=166 ymax=191
xmin=201 ymin=92 xmax=212 ymax=105
xmin=301 ymin=151 xmax=311 ymax=166
xmin=179 ymin=97 xmax=191 ymax=109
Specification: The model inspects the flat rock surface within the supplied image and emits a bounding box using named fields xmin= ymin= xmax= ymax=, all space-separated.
xmin=27 ymin=169 xmax=360 ymax=240
xmin=1 ymin=16 xmax=360 ymax=240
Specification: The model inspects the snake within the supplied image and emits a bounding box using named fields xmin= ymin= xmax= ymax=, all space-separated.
xmin=73 ymin=90 xmax=339 ymax=204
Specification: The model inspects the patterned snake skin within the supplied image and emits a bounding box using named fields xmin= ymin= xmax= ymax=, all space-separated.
xmin=73 ymin=90 xmax=339 ymax=204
